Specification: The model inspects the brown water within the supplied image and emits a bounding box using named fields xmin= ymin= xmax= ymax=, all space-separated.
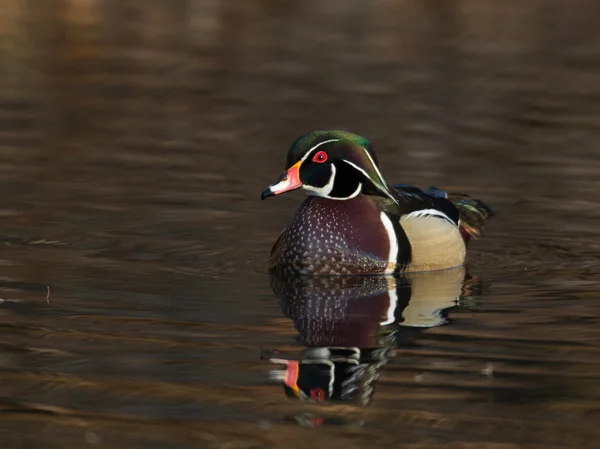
xmin=1 ymin=1 xmax=600 ymax=448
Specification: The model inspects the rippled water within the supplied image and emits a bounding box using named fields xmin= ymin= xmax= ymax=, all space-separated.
xmin=1 ymin=1 xmax=600 ymax=448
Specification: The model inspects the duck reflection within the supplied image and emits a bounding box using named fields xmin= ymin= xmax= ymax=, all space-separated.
xmin=267 ymin=267 xmax=475 ymax=407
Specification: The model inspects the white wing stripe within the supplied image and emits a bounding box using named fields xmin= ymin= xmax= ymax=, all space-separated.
xmin=404 ymin=208 xmax=455 ymax=225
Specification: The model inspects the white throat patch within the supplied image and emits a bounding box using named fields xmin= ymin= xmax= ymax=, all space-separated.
xmin=303 ymin=164 xmax=363 ymax=200
xmin=303 ymin=164 xmax=336 ymax=197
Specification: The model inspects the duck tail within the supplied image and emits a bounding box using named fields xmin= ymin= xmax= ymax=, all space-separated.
xmin=447 ymin=193 xmax=494 ymax=242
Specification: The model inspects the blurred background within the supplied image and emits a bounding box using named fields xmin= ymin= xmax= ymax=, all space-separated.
xmin=1 ymin=1 xmax=600 ymax=448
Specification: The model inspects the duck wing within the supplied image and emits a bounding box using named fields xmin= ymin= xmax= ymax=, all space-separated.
xmin=391 ymin=184 xmax=494 ymax=241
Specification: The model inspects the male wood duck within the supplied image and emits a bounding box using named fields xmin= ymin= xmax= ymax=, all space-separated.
xmin=261 ymin=130 xmax=493 ymax=275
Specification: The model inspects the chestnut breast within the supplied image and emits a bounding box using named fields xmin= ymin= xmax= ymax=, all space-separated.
xmin=269 ymin=196 xmax=396 ymax=275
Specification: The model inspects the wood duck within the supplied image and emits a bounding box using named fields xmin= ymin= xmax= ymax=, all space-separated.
xmin=261 ymin=130 xmax=493 ymax=275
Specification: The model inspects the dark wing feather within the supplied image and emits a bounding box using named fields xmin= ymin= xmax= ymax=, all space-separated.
xmin=390 ymin=184 xmax=494 ymax=240
xmin=390 ymin=184 xmax=460 ymax=225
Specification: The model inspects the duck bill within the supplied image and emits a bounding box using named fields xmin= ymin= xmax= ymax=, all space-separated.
xmin=261 ymin=161 xmax=303 ymax=200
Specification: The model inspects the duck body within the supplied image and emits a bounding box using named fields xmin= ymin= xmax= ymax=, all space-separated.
xmin=262 ymin=131 xmax=493 ymax=275
xmin=269 ymin=194 xmax=407 ymax=275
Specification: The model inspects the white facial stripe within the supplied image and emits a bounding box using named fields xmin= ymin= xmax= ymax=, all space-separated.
xmin=380 ymin=212 xmax=399 ymax=274
xmin=341 ymin=159 xmax=397 ymax=203
xmin=268 ymin=139 xmax=338 ymax=196
xmin=303 ymin=164 xmax=336 ymax=197
xmin=341 ymin=159 xmax=370 ymax=180
xmin=362 ymin=147 xmax=388 ymax=188
xmin=344 ymin=182 xmax=363 ymax=199
xmin=300 ymin=138 xmax=340 ymax=163
xmin=302 ymin=174 xmax=362 ymax=200
xmin=404 ymin=208 xmax=455 ymax=225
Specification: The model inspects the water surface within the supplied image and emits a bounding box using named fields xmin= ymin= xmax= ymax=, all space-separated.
xmin=1 ymin=1 xmax=600 ymax=448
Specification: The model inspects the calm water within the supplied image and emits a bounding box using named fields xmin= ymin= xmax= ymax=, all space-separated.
xmin=1 ymin=1 xmax=600 ymax=448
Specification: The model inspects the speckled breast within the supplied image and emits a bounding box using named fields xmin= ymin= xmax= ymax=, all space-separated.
xmin=269 ymin=196 xmax=395 ymax=275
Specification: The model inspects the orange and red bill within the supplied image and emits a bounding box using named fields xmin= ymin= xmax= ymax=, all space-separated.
xmin=261 ymin=161 xmax=302 ymax=200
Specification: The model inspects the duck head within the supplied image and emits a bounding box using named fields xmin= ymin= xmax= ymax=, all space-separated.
xmin=261 ymin=130 xmax=398 ymax=202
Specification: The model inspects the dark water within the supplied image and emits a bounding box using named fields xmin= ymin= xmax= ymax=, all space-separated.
xmin=2 ymin=1 xmax=600 ymax=447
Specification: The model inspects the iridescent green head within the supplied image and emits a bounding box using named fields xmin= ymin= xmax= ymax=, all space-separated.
xmin=261 ymin=130 xmax=397 ymax=202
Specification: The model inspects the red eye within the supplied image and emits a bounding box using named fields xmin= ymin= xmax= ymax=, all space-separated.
xmin=312 ymin=151 xmax=328 ymax=163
